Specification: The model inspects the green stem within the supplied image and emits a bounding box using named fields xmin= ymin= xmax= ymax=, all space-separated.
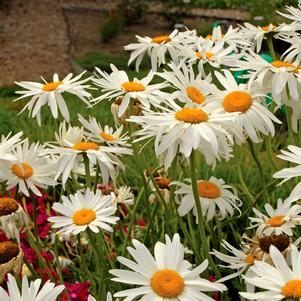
xmin=267 ymin=37 xmax=276 ymax=61
xmin=285 ymin=106 xmax=295 ymax=145
xmin=121 ymin=186 xmax=145 ymax=256
xmin=77 ymin=235 xmax=95 ymax=287
xmin=83 ymin=154 xmax=91 ymax=188
xmin=26 ymin=231 xmax=55 ymax=282
xmin=247 ymin=139 xmax=269 ymax=203
xmin=93 ymin=164 xmax=100 ymax=193
xmin=54 ymin=237 xmax=71 ymax=301
xmin=189 ymin=149 xmax=221 ymax=277
xmin=86 ymin=229 xmax=106 ymax=295
xmin=23 ymin=256 xmax=39 ymax=279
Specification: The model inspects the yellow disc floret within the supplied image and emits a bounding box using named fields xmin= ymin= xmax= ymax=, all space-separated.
xmin=121 ymin=82 xmax=145 ymax=92
xmin=11 ymin=162 xmax=33 ymax=179
xmin=197 ymin=180 xmax=221 ymax=199
xmin=281 ymin=280 xmax=301 ymax=298
xmin=186 ymin=86 xmax=205 ymax=104
xmin=151 ymin=269 xmax=185 ymax=298
xmin=196 ymin=51 xmax=214 ymax=60
xmin=151 ymin=35 xmax=171 ymax=44
xmin=245 ymin=254 xmax=255 ymax=265
xmin=42 ymin=81 xmax=63 ymax=92
xmin=100 ymin=132 xmax=116 ymax=141
xmin=175 ymin=108 xmax=208 ymax=123
xmin=72 ymin=208 xmax=96 ymax=225
xmin=72 ymin=142 xmax=100 ymax=151
xmin=267 ymin=215 xmax=285 ymax=227
xmin=223 ymin=91 xmax=252 ymax=113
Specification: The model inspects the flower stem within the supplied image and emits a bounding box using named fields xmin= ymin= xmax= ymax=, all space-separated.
xmin=83 ymin=153 xmax=91 ymax=188
xmin=189 ymin=149 xmax=221 ymax=277
xmin=267 ymin=37 xmax=276 ymax=61
xmin=86 ymin=228 xmax=107 ymax=295
xmin=54 ymin=237 xmax=71 ymax=301
xmin=247 ymin=139 xmax=269 ymax=203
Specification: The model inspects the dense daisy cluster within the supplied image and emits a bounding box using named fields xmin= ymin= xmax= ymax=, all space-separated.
xmin=2 ymin=1 xmax=301 ymax=301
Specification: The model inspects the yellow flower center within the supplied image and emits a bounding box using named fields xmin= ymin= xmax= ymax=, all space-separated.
xmin=197 ymin=180 xmax=221 ymax=199
xmin=72 ymin=142 xmax=99 ymax=151
xmin=0 ymin=241 xmax=20 ymax=264
xmin=259 ymin=234 xmax=290 ymax=253
xmin=205 ymin=34 xmax=225 ymax=40
xmin=155 ymin=177 xmax=170 ymax=189
xmin=261 ymin=24 xmax=276 ymax=32
xmin=121 ymin=81 xmax=145 ymax=92
xmin=196 ymin=51 xmax=214 ymax=60
xmin=271 ymin=60 xmax=298 ymax=69
xmin=186 ymin=86 xmax=205 ymax=104
xmin=42 ymin=81 xmax=63 ymax=92
xmin=245 ymin=254 xmax=255 ymax=265
xmin=11 ymin=162 xmax=33 ymax=179
xmin=100 ymin=132 xmax=116 ymax=141
xmin=151 ymin=35 xmax=171 ymax=44
xmin=72 ymin=208 xmax=96 ymax=225
xmin=0 ymin=198 xmax=19 ymax=217
xmin=175 ymin=108 xmax=208 ymax=123
xmin=267 ymin=215 xmax=285 ymax=227
xmin=223 ymin=91 xmax=252 ymax=113
xmin=281 ymin=280 xmax=301 ymax=298
xmin=151 ymin=269 xmax=184 ymax=298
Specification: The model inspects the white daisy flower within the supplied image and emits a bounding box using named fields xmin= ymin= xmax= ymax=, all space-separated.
xmin=110 ymin=233 xmax=227 ymax=301
xmin=14 ymin=72 xmax=93 ymax=125
xmin=113 ymin=186 xmax=134 ymax=205
xmin=45 ymin=122 xmax=132 ymax=185
xmin=158 ymin=61 xmax=214 ymax=106
xmin=0 ymin=139 xmax=56 ymax=197
xmin=207 ymin=70 xmax=281 ymax=143
xmin=211 ymin=239 xmax=256 ymax=281
xmin=129 ymin=102 xmax=239 ymax=169
xmin=242 ymin=233 xmax=293 ymax=264
xmin=124 ymin=29 xmax=188 ymax=71
xmin=78 ymin=114 xmax=130 ymax=147
xmin=0 ymin=197 xmax=30 ymax=243
xmin=240 ymin=23 xmax=296 ymax=53
xmin=248 ymin=198 xmax=301 ymax=236
xmin=0 ymin=273 xmax=64 ymax=301
xmin=278 ymin=2 xmax=301 ymax=24
xmin=240 ymin=244 xmax=301 ymax=301
xmin=202 ymin=25 xmax=250 ymax=49
xmin=0 ymin=132 xmax=23 ymax=163
xmin=273 ymin=145 xmax=301 ymax=186
xmin=48 ymin=188 xmax=119 ymax=235
xmin=281 ymin=35 xmax=301 ymax=65
xmin=92 ymin=64 xmax=168 ymax=117
xmin=232 ymin=51 xmax=301 ymax=106
xmin=173 ymin=176 xmax=241 ymax=222
xmin=180 ymin=39 xmax=239 ymax=73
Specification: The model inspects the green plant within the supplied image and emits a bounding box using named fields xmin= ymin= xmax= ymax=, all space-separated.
xmin=101 ymin=13 xmax=123 ymax=43
xmin=117 ymin=0 xmax=149 ymax=25
xmin=75 ymin=52 xmax=128 ymax=72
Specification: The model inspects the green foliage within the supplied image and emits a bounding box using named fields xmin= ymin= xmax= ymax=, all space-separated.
xmin=101 ymin=14 xmax=123 ymax=43
xmin=117 ymin=0 xmax=149 ymax=25
xmin=75 ymin=52 xmax=128 ymax=73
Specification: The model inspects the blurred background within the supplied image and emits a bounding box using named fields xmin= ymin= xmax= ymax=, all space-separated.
xmin=0 ymin=0 xmax=298 ymax=87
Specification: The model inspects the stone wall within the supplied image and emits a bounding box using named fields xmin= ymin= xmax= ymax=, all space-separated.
xmin=0 ymin=0 xmax=72 ymax=86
